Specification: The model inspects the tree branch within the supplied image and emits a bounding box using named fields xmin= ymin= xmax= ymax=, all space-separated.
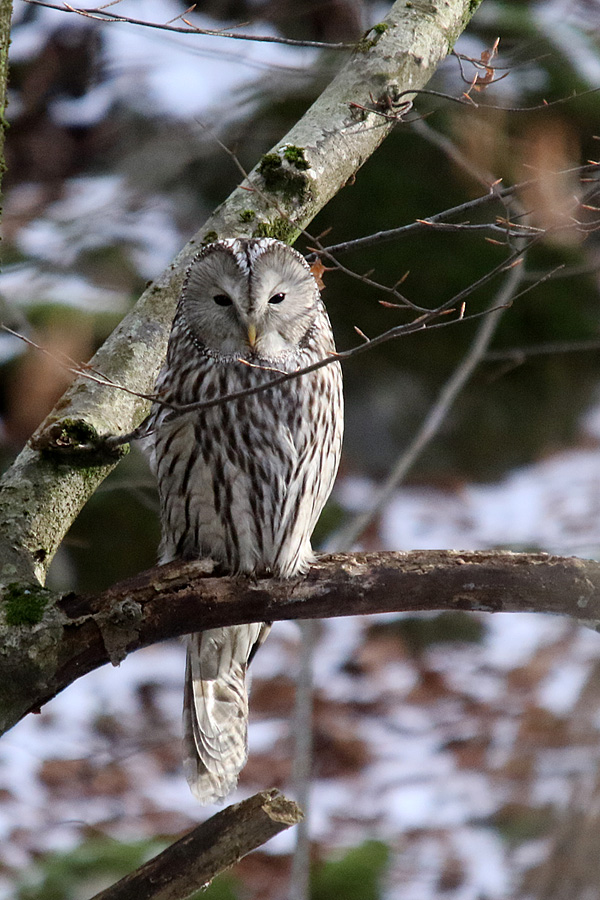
xmin=89 ymin=790 xmax=302 ymax=900
xmin=2 ymin=549 xmax=600 ymax=737
xmin=0 ymin=0 xmax=484 ymax=586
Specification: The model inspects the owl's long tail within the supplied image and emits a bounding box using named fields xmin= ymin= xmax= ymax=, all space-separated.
xmin=183 ymin=623 xmax=271 ymax=804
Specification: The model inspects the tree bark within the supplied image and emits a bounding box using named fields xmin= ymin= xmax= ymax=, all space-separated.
xmin=0 ymin=0 xmax=484 ymax=586
xmin=89 ymin=790 xmax=302 ymax=900
xmin=2 ymin=549 xmax=598 ymax=737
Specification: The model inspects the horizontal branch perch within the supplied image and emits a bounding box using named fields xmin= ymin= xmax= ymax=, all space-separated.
xmin=90 ymin=789 xmax=302 ymax=900
xmin=2 ymin=550 xmax=600 ymax=736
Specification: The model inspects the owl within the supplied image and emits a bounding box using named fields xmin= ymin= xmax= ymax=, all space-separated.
xmin=147 ymin=238 xmax=344 ymax=804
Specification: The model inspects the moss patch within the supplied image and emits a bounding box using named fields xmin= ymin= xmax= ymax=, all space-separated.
xmin=56 ymin=419 xmax=98 ymax=447
xmin=282 ymin=144 xmax=309 ymax=170
xmin=239 ymin=209 xmax=256 ymax=223
xmin=254 ymin=218 xmax=298 ymax=243
xmin=33 ymin=418 xmax=129 ymax=462
xmin=201 ymin=231 xmax=219 ymax=244
xmin=258 ymin=151 xmax=310 ymax=202
xmin=4 ymin=583 xmax=52 ymax=626
xmin=356 ymin=22 xmax=390 ymax=52
xmin=33 ymin=417 xmax=98 ymax=453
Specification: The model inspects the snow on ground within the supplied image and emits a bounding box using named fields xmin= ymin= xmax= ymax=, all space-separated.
xmin=340 ymin=445 xmax=600 ymax=559
xmin=1 ymin=175 xmax=183 ymax=317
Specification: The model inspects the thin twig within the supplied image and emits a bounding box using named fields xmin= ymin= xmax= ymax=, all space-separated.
xmin=23 ymin=0 xmax=354 ymax=49
xmin=485 ymin=338 xmax=600 ymax=362
xmin=389 ymin=85 xmax=600 ymax=113
xmin=310 ymin=162 xmax=599 ymax=258
xmin=4 ymin=243 xmax=529 ymax=443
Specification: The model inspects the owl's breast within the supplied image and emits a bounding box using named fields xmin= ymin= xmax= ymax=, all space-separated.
xmin=153 ymin=342 xmax=342 ymax=577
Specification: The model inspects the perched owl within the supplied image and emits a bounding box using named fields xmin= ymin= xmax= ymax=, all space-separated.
xmin=147 ymin=238 xmax=343 ymax=804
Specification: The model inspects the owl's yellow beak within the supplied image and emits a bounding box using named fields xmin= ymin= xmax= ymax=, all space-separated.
xmin=247 ymin=324 xmax=257 ymax=348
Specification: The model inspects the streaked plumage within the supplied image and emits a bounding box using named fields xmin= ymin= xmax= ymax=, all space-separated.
xmin=147 ymin=238 xmax=343 ymax=803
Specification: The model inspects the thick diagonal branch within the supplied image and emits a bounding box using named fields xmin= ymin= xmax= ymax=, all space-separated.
xmin=90 ymin=790 xmax=302 ymax=900
xmin=0 ymin=0 xmax=484 ymax=586
xmin=2 ymin=549 xmax=599 ymax=736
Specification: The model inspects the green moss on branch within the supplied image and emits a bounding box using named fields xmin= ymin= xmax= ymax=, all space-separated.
xmin=254 ymin=218 xmax=299 ymax=243
xmin=4 ymin=583 xmax=52 ymax=626
xmin=258 ymin=150 xmax=311 ymax=202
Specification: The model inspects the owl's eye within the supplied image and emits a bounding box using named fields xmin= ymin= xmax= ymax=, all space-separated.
xmin=268 ymin=292 xmax=285 ymax=304
xmin=213 ymin=294 xmax=233 ymax=306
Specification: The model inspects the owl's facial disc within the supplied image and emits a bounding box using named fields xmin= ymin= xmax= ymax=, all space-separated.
xmin=182 ymin=240 xmax=320 ymax=359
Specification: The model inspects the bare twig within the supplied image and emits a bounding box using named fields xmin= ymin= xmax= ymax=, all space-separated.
xmin=523 ymin=260 xmax=600 ymax=281
xmin=485 ymin=338 xmax=600 ymax=363
xmin=329 ymin=111 xmax=531 ymax=550
xmin=311 ymin=162 xmax=599 ymax=258
xmin=5 ymin=246 xmax=525 ymax=451
xmin=23 ymin=0 xmax=354 ymax=49
xmin=389 ymin=85 xmax=600 ymax=113
xmin=90 ymin=789 xmax=303 ymax=900
xmin=413 ymin=219 xmax=537 ymax=236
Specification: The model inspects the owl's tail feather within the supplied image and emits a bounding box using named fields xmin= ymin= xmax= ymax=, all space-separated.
xmin=183 ymin=623 xmax=270 ymax=804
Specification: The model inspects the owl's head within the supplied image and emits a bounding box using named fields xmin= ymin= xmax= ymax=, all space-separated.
xmin=178 ymin=238 xmax=322 ymax=359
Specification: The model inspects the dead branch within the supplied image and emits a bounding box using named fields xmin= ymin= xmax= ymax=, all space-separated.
xmin=90 ymin=789 xmax=302 ymax=900
xmin=3 ymin=550 xmax=600 ymax=737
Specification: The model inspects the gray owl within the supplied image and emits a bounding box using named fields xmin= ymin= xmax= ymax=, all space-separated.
xmin=147 ymin=238 xmax=343 ymax=804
